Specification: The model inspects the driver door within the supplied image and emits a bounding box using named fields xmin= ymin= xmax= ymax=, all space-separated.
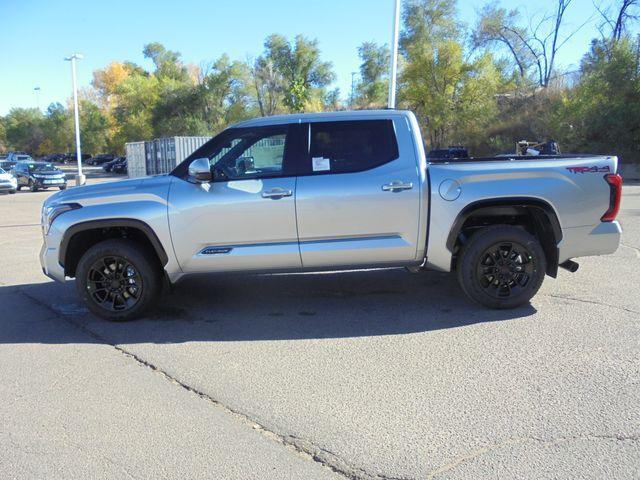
xmin=168 ymin=124 xmax=304 ymax=273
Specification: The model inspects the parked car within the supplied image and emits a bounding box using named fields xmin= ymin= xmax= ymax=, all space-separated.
xmin=6 ymin=152 xmax=34 ymax=163
xmin=63 ymin=153 xmax=92 ymax=164
xmin=112 ymin=159 xmax=127 ymax=174
xmin=0 ymin=160 xmax=17 ymax=172
xmin=42 ymin=153 xmax=68 ymax=164
xmin=0 ymin=167 xmax=17 ymax=194
xmin=102 ymin=157 xmax=126 ymax=173
xmin=13 ymin=161 xmax=67 ymax=192
xmin=39 ymin=110 xmax=622 ymax=321
xmin=87 ymin=153 xmax=116 ymax=165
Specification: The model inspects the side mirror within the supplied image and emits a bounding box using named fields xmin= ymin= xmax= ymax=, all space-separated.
xmin=188 ymin=158 xmax=212 ymax=183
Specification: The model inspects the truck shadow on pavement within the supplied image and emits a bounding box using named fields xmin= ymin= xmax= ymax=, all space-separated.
xmin=1 ymin=268 xmax=536 ymax=344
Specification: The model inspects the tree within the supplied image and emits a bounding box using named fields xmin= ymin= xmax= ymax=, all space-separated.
xmin=399 ymin=0 xmax=504 ymax=149
xmin=473 ymin=4 xmax=534 ymax=82
xmin=262 ymin=34 xmax=335 ymax=112
xmin=595 ymin=0 xmax=639 ymax=43
xmin=474 ymin=0 xmax=589 ymax=87
xmin=251 ymin=57 xmax=285 ymax=116
xmin=355 ymin=42 xmax=390 ymax=107
xmin=553 ymin=37 xmax=640 ymax=161
xmin=143 ymin=42 xmax=189 ymax=81
xmin=4 ymin=108 xmax=46 ymax=153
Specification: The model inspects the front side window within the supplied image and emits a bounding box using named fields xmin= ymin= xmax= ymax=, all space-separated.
xmin=306 ymin=120 xmax=399 ymax=175
xmin=208 ymin=127 xmax=288 ymax=181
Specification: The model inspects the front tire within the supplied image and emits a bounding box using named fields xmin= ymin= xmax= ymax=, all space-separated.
xmin=456 ymin=225 xmax=546 ymax=309
xmin=29 ymin=180 xmax=38 ymax=192
xmin=59 ymin=185 xmax=67 ymax=190
xmin=75 ymin=239 xmax=162 ymax=321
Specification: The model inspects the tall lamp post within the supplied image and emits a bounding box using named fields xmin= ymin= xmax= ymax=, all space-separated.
xmin=34 ymin=87 xmax=41 ymax=111
xmin=64 ymin=53 xmax=86 ymax=186
xmin=388 ymin=0 xmax=401 ymax=109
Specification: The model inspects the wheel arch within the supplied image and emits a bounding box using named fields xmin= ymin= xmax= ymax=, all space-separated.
xmin=447 ymin=197 xmax=562 ymax=277
xmin=59 ymin=219 xmax=169 ymax=278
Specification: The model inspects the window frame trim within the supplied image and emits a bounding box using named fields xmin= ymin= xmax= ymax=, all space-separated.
xmin=294 ymin=119 xmax=401 ymax=177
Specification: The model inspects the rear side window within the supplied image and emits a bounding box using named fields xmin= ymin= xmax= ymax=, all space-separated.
xmin=306 ymin=120 xmax=399 ymax=175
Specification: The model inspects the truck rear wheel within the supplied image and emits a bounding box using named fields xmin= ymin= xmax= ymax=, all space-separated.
xmin=75 ymin=239 xmax=161 ymax=321
xmin=456 ymin=225 xmax=546 ymax=309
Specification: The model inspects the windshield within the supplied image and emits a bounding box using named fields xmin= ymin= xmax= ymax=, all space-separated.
xmin=16 ymin=155 xmax=32 ymax=161
xmin=29 ymin=163 xmax=58 ymax=172
xmin=0 ymin=168 xmax=5 ymax=174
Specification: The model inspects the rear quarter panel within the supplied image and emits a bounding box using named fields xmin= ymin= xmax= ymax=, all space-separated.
xmin=426 ymin=155 xmax=619 ymax=271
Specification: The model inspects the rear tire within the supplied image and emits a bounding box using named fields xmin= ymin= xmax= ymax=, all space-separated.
xmin=59 ymin=185 xmax=66 ymax=190
xmin=75 ymin=239 xmax=162 ymax=321
xmin=456 ymin=225 xmax=546 ymax=309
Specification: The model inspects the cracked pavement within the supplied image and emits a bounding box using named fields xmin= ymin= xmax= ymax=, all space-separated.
xmin=0 ymin=175 xmax=638 ymax=479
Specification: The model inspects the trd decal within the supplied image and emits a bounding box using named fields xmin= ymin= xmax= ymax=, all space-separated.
xmin=567 ymin=165 xmax=611 ymax=174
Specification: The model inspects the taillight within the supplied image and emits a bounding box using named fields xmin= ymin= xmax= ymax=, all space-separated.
xmin=601 ymin=173 xmax=623 ymax=222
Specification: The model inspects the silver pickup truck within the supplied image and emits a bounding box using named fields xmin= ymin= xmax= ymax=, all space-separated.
xmin=40 ymin=110 xmax=623 ymax=320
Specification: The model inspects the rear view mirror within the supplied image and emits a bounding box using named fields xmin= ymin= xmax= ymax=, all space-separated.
xmin=188 ymin=158 xmax=212 ymax=183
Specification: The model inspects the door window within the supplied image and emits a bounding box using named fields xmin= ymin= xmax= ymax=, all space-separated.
xmin=209 ymin=127 xmax=289 ymax=181
xmin=305 ymin=120 xmax=399 ymax=175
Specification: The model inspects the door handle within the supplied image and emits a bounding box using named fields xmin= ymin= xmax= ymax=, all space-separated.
xmin=262 ymin=188 xmax=293 ymax=199
xmin=382 ymin=181 xmax=413 ymax=192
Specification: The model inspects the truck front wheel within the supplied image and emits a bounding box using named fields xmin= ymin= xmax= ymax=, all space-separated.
xmin=75 ymin=239 xmax=161 ymax=321
xmin=456 ymin=225 xmax=546 ymax=309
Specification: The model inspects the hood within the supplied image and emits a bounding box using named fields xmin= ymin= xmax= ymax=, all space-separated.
xmin=45 ymin=174 xmax=173 ymax=207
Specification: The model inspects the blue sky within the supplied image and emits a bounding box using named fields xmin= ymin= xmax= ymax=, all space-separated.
xmin=0 ymin=0 xmax=623 ymax=115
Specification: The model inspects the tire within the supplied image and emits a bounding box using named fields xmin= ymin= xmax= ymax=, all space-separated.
xmin=456 ymin=225 xmax=546 ymax=309
xmin=9 ymin=190 xmax=16 ymax=194
xmin=59 ymin=185 xmax=67 ymax=190
xmin=29 ymin=180 xmax=38 ymax=192
xmin=75 ymin=239 xmax=162 ymax=321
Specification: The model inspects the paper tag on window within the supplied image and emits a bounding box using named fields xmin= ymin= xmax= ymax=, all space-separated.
xmin=312 ymin=157 xmax=330 ymax=172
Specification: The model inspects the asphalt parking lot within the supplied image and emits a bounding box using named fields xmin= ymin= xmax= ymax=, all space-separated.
xmin=0 ymin=172 xmax=638 ymax=479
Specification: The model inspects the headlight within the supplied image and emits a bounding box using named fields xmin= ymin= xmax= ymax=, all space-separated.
xmin=9 ymin=177 xmax=17 ymax=186
xmin=41 ymin=203 xmax=81 ymax=234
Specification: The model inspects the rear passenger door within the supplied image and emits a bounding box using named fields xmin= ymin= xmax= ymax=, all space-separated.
xmin=295 ymin=118 xmax=422 ymax=269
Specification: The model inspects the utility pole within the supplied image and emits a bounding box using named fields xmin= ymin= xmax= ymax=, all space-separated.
xmin=64 ymin=53 xmax=85 ymax=186
xmin=388 ymin=0 xmax=401 ymax=108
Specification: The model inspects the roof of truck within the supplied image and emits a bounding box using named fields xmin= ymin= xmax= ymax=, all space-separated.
xmin=232 ymin=109 xmax=413 ymax=128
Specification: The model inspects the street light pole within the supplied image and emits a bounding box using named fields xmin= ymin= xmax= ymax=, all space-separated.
xmin=34 ymin=87 xmax=41 ymax=111
xmin=388 ymin=0 xmax=401 ymax=109
xmin=65 ymin=53 xmax=85 ymax=186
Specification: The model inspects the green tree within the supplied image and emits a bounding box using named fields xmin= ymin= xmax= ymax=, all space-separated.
xmin=553 ymin=37 xmax=640 ymax=161
xmin=355 ymin=42 xmax=390 ymax=107
xmin=263 ymin=34 xmax=335 ymax=112
xmin=399 ymin=0 xmax=504 ymax=150
xmin=4 ymin=108 xmax=46 ymax=153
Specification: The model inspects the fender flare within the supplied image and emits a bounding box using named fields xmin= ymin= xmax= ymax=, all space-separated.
xmin=446 ymin=198 xmax=563 ymax=277
xmin=59 ymin=218 xmax=169 ymax=268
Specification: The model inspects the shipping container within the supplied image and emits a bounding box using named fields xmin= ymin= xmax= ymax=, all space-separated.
xmin=125 ymin=141 xmax=146 ymax=178
xmin=154 ymin=136 xmax=211 ymax=174
xmin=127 ymin=136 xmax=211 ymax=179
xmin=145 ymin=141 xmax=157 ymax=176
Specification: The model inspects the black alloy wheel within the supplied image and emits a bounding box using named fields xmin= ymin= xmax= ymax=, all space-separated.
xmin=457 ymin=225 xmax=546 ymax=309
xmin=476 ymin=241 xmax=534 ymax=299
xmin=86 ymin=255 xmax=143 ymax=312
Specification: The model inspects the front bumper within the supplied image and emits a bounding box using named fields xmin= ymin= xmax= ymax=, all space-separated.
xmin=39 ymin=227 xmax=66 ymax=282
xmin=34 ymin=178 xmax=66 ymax=188
xmin=0 ymin=182 xmax=16 ymax=192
